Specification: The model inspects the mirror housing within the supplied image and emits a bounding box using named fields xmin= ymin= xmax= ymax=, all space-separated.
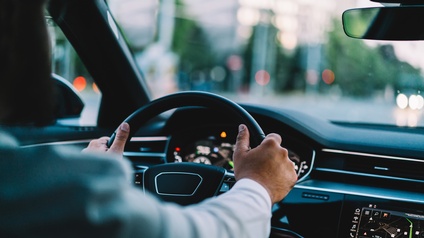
xmin=342 ymin=6 xmax=424 ymax=40
xmin=52 ymin=74 xmax=84 ymax=119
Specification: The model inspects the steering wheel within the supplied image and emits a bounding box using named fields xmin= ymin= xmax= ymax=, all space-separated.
xmin=108 ymin=91 xmax=266 ymax=205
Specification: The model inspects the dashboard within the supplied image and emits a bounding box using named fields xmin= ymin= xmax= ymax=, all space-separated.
xmin=122 ymin=106 xmax=424 ymax=238
xmin=11 ymin=98 xmax=424 ymax=238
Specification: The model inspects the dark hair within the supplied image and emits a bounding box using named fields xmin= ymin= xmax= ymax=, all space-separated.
xmin=0 ymin=0 xmax=55 ymax=126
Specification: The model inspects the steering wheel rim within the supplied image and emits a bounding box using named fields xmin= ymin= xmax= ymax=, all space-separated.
xmin=108 ymin=91 xmax=266 ymax=205
xmin=108 ymin=91 xmax=265 ymax=148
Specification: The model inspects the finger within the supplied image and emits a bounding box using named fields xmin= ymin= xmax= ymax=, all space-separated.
xmin=96 ymin=137 xmax=109 ymax=147
xmin=97 ymin=137 xmax=110 ymax=151
xmin=233 ymin=124 xmax=250 ymax=162
xmin=82 ymin=137 xmax=109 ymax=153
xmin=262 ymin=133 xmax=282 ymax=146
xmin=108 ymin=122 xmax=130 ymax=155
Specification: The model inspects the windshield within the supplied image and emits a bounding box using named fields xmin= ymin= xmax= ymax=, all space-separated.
xmin=104 ymin=0 xmax=424 ymax=127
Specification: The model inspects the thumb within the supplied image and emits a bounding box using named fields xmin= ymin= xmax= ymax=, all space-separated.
xmin=233 ymin=124 xmax=250 ymax=164
xmin=108 ymin=122 xmax=130 ymax=155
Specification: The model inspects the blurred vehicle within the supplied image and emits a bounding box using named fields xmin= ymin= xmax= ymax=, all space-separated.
xmin=5 ymin=0 xmax=424 ymax=237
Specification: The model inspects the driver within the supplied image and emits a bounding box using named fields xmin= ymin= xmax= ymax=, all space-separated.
xmin=0 ymin=0 xmax=297 ymax=237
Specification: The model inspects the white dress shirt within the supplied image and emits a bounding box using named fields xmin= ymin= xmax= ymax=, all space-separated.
xmin=0 ymin=133 xmax=272 ymax=238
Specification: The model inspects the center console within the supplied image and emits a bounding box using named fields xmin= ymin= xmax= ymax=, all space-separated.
xmin=274 ymin=186 xmax=424 ymax=238
xmin=340 ymin=195 xmax=424 ymax=238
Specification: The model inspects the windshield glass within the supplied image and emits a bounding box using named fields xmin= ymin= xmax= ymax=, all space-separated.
xmin=107 ymin=0 xmax=424 ymax=128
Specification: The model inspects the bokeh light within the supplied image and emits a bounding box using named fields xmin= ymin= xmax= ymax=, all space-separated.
xmin=277 ymin=32 xmax=297 ymax=50
xmin=409 ymin=94 xmax=424 ymax=110
xmin=322 ymin=69 xmax=335 ymax=85
xmin=273 ymin=16 xmax=298 ymax=32
xmin=237 ymin=7 xmax=260 ymax=26
xmin=396 ymin=93 xmax=408 ymax=109
xmin=255 ymin=70 xmax=270 ymax=86
xmin=73 ymin=76 xmax=87 ymax=92
xmin=211 ymin=66 xmax=226 ymax=82
xmin=417 ymin=95 xmax=424 ymax=109
xmin=227 ymin=55 xmax=243 ymax=71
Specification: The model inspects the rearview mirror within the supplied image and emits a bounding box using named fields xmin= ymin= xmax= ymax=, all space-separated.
xmin=342 ymin=6 xmax=424 ymax=40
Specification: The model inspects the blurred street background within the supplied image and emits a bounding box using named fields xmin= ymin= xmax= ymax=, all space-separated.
xmin=50 ymin=0 xmax=424 ymax=127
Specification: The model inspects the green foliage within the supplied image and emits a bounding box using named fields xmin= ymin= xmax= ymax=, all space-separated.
xmin=242 ymin=24 xmax=301 ymax=92
xmin=171 ymin=12 xmax=216 ymax=71
xmin=170 ymin=4 xmax=424 ymax=97
xmin=324 ymin=18 xmax=422 ymax=97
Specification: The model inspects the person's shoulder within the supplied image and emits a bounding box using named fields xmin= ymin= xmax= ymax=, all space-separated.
xmin=0 ymin=142 xmax=132 ymax=179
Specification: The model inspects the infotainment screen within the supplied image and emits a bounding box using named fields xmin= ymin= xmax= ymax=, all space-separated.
xmin=341 ymin=195 xmax=424 ymax=238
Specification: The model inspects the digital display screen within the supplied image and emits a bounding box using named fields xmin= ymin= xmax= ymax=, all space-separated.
xmin=172 ymin=132 xmax=312 ymax=181
xmin=352 ymin=205 xmax=424 ymax=237
xmin=173 ymin=138 xmax=235 ymax=170
xmin=169 ymin=127 xmax=314 ymax=182
xmin=342 ymin=195 xmax=424 ymax=238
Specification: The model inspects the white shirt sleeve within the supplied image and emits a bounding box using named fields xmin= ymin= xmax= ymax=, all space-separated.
xmin=0 ymin=144 xmax=272 ymax=238
xmin=120 ymin=178 xmax=272 ymax=238
xmin=163 ymin=179 xmax=272 ymax=238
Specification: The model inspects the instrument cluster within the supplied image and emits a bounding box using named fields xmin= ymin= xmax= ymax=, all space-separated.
xmin=170 ymin=127 xmax=314 ymax=182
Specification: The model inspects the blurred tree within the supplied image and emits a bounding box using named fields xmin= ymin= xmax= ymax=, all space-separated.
xmin=274 ymin=47 xmax=304 ymax=92
xmin=242 ymin=23 xmax=300 ymax=93
xmin=171 ymin=1 xmax=216 ymax=90
xmin=324 ymin=18 xmax=422 ymax=97
xmin=240 ymin=16 xmax=424 ymax=98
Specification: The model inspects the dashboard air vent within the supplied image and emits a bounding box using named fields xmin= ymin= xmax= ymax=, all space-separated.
xmin=317 ymin=149 xmax=424 ymax=182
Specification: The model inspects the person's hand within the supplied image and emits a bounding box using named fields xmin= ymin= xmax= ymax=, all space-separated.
xmin=233 ymin=124 xmax=297 ymax=204
xmin=82 ymin=122 xmax=130 ymax=157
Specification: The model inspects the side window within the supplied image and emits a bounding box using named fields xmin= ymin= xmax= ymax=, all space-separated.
xmin=47 ymin=17 xmax=101 ymax=126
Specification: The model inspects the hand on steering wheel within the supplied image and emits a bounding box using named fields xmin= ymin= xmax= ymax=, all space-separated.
xmin=107 ymin=91 xmax=267 ymax=205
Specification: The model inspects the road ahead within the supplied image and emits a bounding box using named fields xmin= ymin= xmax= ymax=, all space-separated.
xmin=77 ymin=91 xmax=424 ymax=128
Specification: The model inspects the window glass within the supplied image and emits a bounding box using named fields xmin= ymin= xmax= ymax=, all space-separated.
xmin=47 ymin=18 xmax=101 ymax=126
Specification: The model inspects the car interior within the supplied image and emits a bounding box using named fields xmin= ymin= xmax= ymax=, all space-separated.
xmin=4 ymin=0 xmax=424 ymax=237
